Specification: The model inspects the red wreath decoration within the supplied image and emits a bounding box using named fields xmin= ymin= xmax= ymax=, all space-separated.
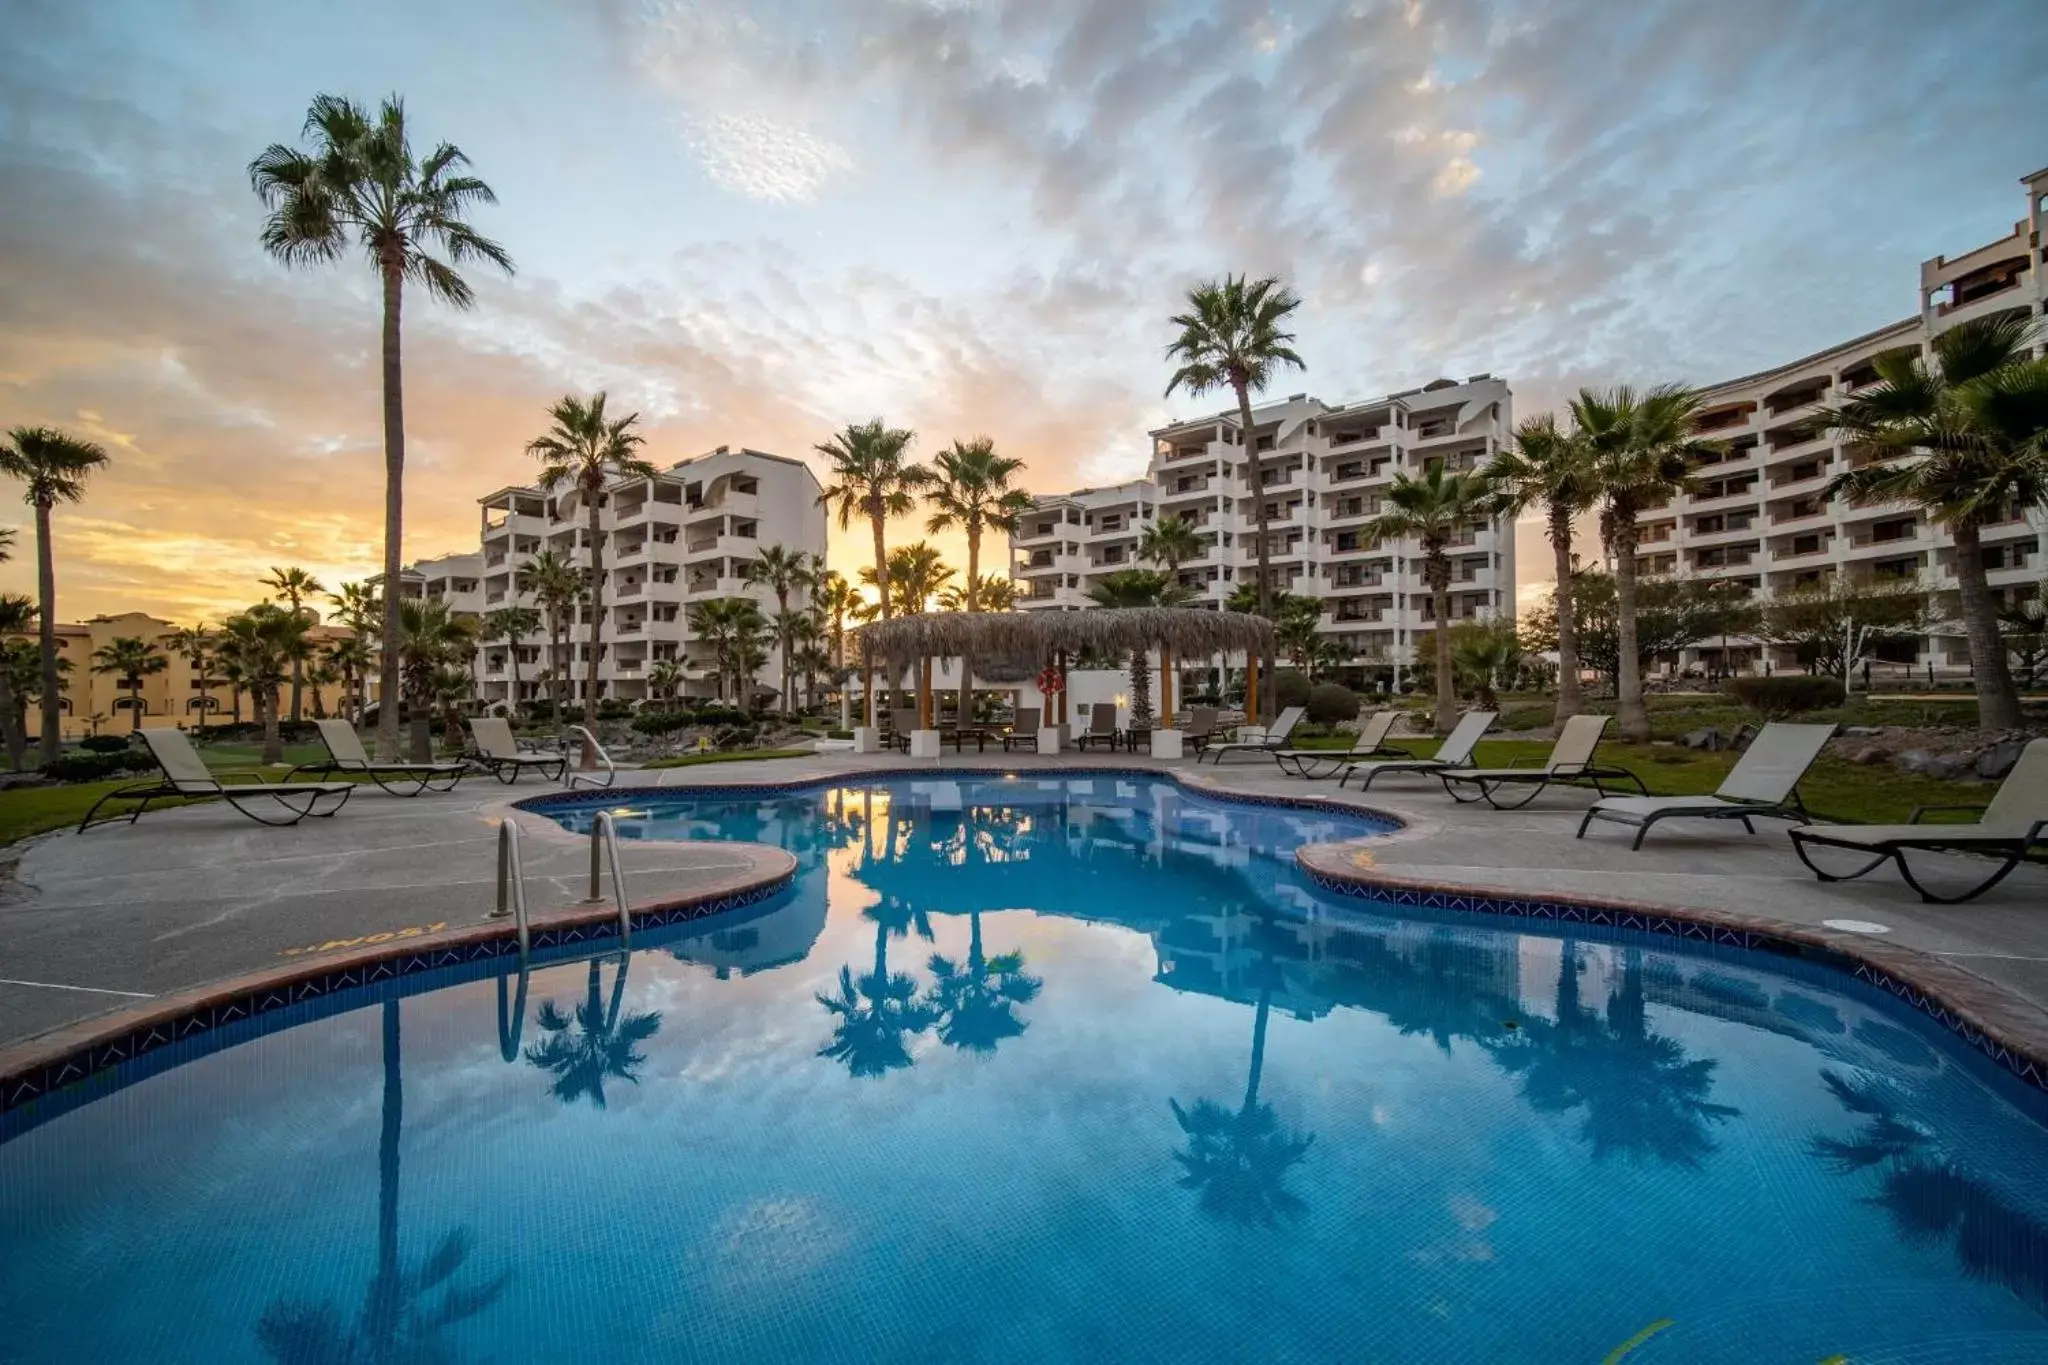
xmin=1036 ymin=666 xmax=1065 ymax=694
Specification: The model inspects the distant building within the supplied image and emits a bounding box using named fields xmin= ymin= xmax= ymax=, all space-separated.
xmin=1013 ymin=375 xmax=1518 ymax=678
xmin=5 ymin=610 xmax=353 ymax=738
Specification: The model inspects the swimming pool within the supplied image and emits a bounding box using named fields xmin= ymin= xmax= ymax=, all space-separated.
xmin=4 ymin=772 xmax=2047 ymax=1362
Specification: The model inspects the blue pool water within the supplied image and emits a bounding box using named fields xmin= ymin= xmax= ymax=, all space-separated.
xmin=5 ymin=773 xmax=2048 ymax=1363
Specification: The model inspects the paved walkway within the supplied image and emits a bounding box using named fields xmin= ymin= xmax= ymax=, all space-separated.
xmin=3 ymin=750 xmax=2044 ymax=1049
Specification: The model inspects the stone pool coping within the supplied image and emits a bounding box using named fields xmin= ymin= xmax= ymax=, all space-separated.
xmin=0 ymin=844 xmax=797 ymax=1118
xmin=1296 ymin=843 xmax=2048 ymax=1094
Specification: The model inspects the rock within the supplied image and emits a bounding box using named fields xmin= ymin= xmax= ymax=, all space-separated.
xmin=1841 ymin=725 xmax=1884 ymax=738
xmin=1843 ymin=743 xmax=1893 ymax=765
xmin=1977 ymin=738 xmax=2029 ymax=780
xmin=1682 ymin=726 xmax=1722 ymax=751
xmin=1891 ymin=748 xmax=1936 ymax=775
xmin=1927 ymin=753 xmax=1977 ymax=781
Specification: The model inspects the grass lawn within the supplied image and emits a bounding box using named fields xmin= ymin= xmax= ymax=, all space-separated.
xmin=0 ymin=740 xmax=339 ymax=847
xmin=639 ymin=749 xmax=811 ymax=770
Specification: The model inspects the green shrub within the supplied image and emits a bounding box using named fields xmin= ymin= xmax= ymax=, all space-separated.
xmin=1273 ymin=669 xmax=1311 ymax=710
xmin=1725 ymin=675 xmax=1846 ymax=719
xmin=79 ymin=734 xmax=133 ymax=753
xmin=631 ymin=711 xmax=693 ymax=735
xmin=42 ymin=751 xmax=156 ymax=783
xmin=1498 ymin=702 xmax=1556 ymax=732
xmin=1305 ymin=682 xmax=1359 ymax=726
xmin=826 ymin=728 xmax=854 ymax=740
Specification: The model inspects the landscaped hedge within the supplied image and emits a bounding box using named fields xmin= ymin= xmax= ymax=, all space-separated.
xmin=630 ymin=706 xmax=749 ymax=734
xmin=1724 ymin=675 xmax=1846 ymax=719
xmin=79 ymin=734 xmax=133 ymax=753
xmin=197 ymin=721 xmax=320 ymax=744
xmin=1305 ymin=682 xmax=1360 ymax=726
xmin=43 ymin=751 xmax=157 ymax=783
xmin=1273 ymin=669 xmax=1312 ymax=710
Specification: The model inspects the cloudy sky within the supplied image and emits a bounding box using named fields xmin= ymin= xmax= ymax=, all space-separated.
xmin=2 ymin=0 xmax=2044 ymax=622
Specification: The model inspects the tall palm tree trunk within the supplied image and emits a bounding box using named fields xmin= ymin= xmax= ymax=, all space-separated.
xmin=958 ymin=523 xmax=980 ymax=725
xmin=1950 ymin=520 xmax=2025 ymax=730
xmin=1428 ymin=562 xmax=1456 ymax=735
xmin=1234 ymin=383 xmax=1277 ymax=722
xmin=374 ymin=256 xmax=407 ymax=763
xmin=35 ymin=500 xmax=60 ymax=763
xmin=1242 ymin=986 xmax=1271 ymax=1116
xmin=583 ymin=497 xmax=604 ymax=744
xmin=127 ymin=680 xmax=142 ymax=732
xmin=1611 ymin=518 xmax=1650 ymax=743
xmin=508 ymin=633 xmax=524 ymax=711
xmin=1549 ymin=505 xmax=1583 ymax=720
xmin=262 ymin=685 xmax=284 ymax=765
xmin=869 ymin=508 xmax=890 ymax=724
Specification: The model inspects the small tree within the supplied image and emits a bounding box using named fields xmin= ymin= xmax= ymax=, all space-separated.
xmin=1756 ymin=577 xmax=1934 ymax=691
xmin=1521 ymin=571 xmax=1754 ymax=690
xmin=1449 ymin=619 xmax=1521 ymax=709
xmin=90 ymin=636 xmax=169 ymax=732
xmin=1997 ymin=582 xmax=2048 ymax=689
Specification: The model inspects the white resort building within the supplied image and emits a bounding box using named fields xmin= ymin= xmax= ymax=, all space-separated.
xmin=1649 ymin=163 xmax=2048 ymax=679
xmin=1013 ymin=375 xmax=1518 ymax=679
xmin=395 ymin=446 xmax=825 ymax=710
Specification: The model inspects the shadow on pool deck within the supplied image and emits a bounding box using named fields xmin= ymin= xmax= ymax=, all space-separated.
xmin=2 ymin=749 xmax=2044 ymax=1049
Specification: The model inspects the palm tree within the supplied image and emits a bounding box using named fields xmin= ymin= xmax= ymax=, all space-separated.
xmin=304 ymin=660 xmax=340 ymax=720
xmin=255 ymin=1001 xmax=509 ymax=1363
xmin=324 ymin=634 xmax=372 ymax=723
xmin=924 ymin=910 xmax=1040 ymax=1055
xmin=0 ymin=426 xmax=111 ymax=762
xmin=252 ymin=94 xmax=513 ymax=761
xmin=1362 ymin=462 xmax=1499 ymax=734
xmin=481 ymin=605 xmax=541 ymax=712
xmin=517 ymin=548 xmax=584 ymax=730
xmin=1141 ymin=512 xmax=1207 ymax=718
xmin=817 ymin=875 xmax=938 ymax=1078
xmin=1826 ymin=314 xmax=2048 ymax=730
xmin=525 ymin=393 xmax=656 ymax=737
xmin=1574 ymin=385 xmax=1709 ymax=743
xmin=858 ymin=542 xmax=954 ymax=616
xmin=396 ymin=597 xmax=477 ymax=760
xmin=645 ymin=658 xmax=685 ymax=706
xmin=260 ymin=566 xmax=326 ymax=723
xmin=1164 ymin=275 xmax=1306 ymax=721
xmin=686 ymin=597 xmax=768 ymax=703
xmin=813 ymin=570 xmax=859 ymax=667
xmin=1490 ymin=414 xmax=1597 ymax=720
xmin=814 ymin=419 xmax=928 ymax=622
xmin=168 ymin=624 xmax=217 ymax=730
xmin=326 ymin=581 xmax=379 ymax=718
xmin=744 ymin=544 xmax=814 ymax=714
xmin=1085 ymin=568 xmax=1192 ymax=728
xmin=923 ymin=436 xmax=1033 ymax=722
xmin=90 ymin=637 xmax=168 ymax=731
xmin=0 ymin=596 xmax=36 ymax=768
xmin=524 ymin=955 xmax=662 ymax=1108
xmin=215 ymin=604 xmax=308 ymax=763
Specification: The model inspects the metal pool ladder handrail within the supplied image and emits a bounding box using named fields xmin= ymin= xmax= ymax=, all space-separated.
xmin=492 ymin=817 xmax=531 ymax=956
xmin=584 ymin=810 xmax=632 ymax=949
xmin=563 ymin=724 xmax=617 ymax=790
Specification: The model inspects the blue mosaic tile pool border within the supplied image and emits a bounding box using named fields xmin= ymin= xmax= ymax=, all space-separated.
xmin=0 ymin=873 xmax=793 ymax=1128
xmin=1301 ymin=867 xmax=2048 ymax=1096
xmin=516 ymin=766 xmax=1408 ymax=833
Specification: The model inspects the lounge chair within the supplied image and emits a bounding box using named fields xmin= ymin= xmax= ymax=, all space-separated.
xmin=1273 ymin=710 xmax=1407 ymax=779
xmin=1437 ymin=714 xmax=1647 ymax=810
xmin=1194 ymin=706 xmax=1305 ymax=764
xmin=468 ymin=717 xmax=570 ymax=785
xmin=1577 ymin=722 xmax=1836 ymax=849
xmin=1788 ymin=738 xmax=2048 ymax=904
xmin=1074 ymin=703 xmax=1121 ymax=752
xmin=888 ymin=706 xmax=918 ymax=753
xmin=79 ymin=728 xmax=355 ymax=831
xmin=1182 ymin=706 xmax=1221 ymax=755
xmin=1336 ymin=711 xmax=1495 ymax=791
xmin=287 ymin=718 xmax=469 ymax=796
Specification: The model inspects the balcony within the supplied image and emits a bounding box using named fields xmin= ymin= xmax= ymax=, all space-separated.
xmin=683 ymin=576 xmax=752 ymax=599
xmin=1686 ymin=483 xmax=1762 ymax=513
xmin=684 ymin=534 xmax=757 ymax=561
xmin=1684 ymin=516 xmax=1757 ymax=544
xmin=1769 ymin=538 xmax=1835 ymax=567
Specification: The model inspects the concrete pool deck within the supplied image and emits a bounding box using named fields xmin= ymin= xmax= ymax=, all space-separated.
xmin=3 ymin=749 xmax=2045 ymax=1053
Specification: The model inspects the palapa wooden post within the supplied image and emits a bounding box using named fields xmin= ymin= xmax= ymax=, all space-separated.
xmin=1159 ymin=644 xmax=1174 ymax=725
xmin=1246 ymin=651 xmax=1260 ymax=725
xmin=1056 ymin=650 xmax=1069 ymax=727
xmin=917 ymin=657 xmax=933 ymax=729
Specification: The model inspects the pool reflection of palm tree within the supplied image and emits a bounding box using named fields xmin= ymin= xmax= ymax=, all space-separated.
xmin=817 ymin=885 xmax=937 ymax=1077
xmin=524 ymin=954 xmax=662 ymax=1108
xmin=925 ymin=909 xmax=1041 ymax=1054
xmin=257 ymin=1000 xmax=509 ymax=1362
xmin=1169 ymin=912 xmax=1316 ymax=1226
xmin=1493 ymin=945 xmax=1738 ymax=1168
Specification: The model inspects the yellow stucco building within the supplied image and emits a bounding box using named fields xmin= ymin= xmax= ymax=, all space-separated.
xmin=6 ymin=611 xmax=356 ymax=737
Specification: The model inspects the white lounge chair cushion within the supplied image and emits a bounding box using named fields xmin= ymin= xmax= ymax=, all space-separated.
xmin=218 ymin=781 xmax=355 ymax=796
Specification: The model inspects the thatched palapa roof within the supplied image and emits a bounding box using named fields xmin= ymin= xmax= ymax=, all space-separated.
xmin=856 ymin=609 xmax=1273 ymax=666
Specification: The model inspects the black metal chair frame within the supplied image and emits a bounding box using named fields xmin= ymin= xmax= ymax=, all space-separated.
xmin=79 ymin=777 xmax=354 ymax=832
xmin=1438 ymin=760 xmax=1649 ymax=810
xmin=285 ymin=756 xmax=468 ymax=797
xmin=1789 ymin=806 xmax=2048 ymax=904
xmin=1336 ymin=758 xmax=1468 ymax=792
xmin=1576 ymin=791 xmax=1811 ymax=851
xmin=1273 ymin=739 xmax=1413 ymax=780
xmin=469 ymin=746 xmax=570 ymax=785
